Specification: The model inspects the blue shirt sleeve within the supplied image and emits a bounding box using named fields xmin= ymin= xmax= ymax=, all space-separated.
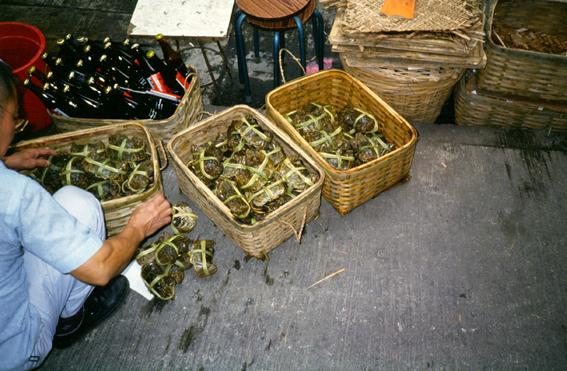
xmin=16 ymin=178 xmax=103 ymax=274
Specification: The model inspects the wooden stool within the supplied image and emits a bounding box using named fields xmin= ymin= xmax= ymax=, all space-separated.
xmin=234 ymin=0 xmax=325 ymax=100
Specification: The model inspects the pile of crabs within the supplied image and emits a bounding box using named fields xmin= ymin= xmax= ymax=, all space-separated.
xmin=25 ymin=134 xmax=153 ymax=200
xmin=137 ymin=203 xmax=218 ymax=301
xmin=285 ymin=103 xmax=396 ymax=170
xmin=187 ymin=115 xmax=320 ymax=225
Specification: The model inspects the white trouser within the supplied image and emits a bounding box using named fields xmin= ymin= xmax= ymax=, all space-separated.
xmin=23 ymin=186 xmax=105 ymax=369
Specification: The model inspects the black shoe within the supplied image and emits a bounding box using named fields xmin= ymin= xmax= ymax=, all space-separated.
xmin=53 ymin=275 xmax=129 ymax=349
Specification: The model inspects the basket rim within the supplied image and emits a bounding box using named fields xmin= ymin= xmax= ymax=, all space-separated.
xmin=14 ymin=122 xmax=163 ymax=208
xmin=48 ymin=71 xmax=200 ymax=126
xmin=166 ymin=104 xmax=325 ymax=231
xmin=486 ymin=0 xmax=567 ymax=61
xmin=265 ymin=69 xmax=419 ymax=176
xmin=460 ymin=72 xmax=567 ymax=114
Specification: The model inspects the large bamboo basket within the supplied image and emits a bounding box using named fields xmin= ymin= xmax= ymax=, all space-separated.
xmin=49 ymin=72 xmax=204 ymax=142
xmin=167 ymin=105 xmax=325 ymax=259
xmin=455 ymin=73 xmax=567 ymax=132
xmin=477 ymin=0 xmax=567 ymax=102
xmin=341 ymin=55 xmax=464 ymax=124
xmin=15 ymin=123 xmax=164 ymax=236
xmin=266 ymin=69 xmax=418 ymax=215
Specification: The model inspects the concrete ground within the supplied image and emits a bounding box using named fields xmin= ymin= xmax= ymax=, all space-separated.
xmin=2 ymin=1 xmax=567 ymax=370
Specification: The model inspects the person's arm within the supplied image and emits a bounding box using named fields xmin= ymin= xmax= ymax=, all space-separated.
xmin=4 ymin=148 xmax=57 ymax=170
xmin=71 ymin=193 xmax=172 ymax=286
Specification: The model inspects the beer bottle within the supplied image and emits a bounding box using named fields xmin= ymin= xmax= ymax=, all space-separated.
xmin=138 ymin=50 xmax=180 ymax=97
xmin=155 ymin=33 xmax=192 ymax=91
xmin=23 ymin=78 xmax=59 ymax=110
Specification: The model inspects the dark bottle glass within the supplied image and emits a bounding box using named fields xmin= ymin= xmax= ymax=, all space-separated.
xmin=23 ymin=78 xmax=59 ymax=109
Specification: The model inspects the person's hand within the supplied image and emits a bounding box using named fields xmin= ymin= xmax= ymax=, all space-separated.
xmin=4 ymin=148 xmax=57 ymax=171
xmin=126 ymin=193 xmax=172 ymax=239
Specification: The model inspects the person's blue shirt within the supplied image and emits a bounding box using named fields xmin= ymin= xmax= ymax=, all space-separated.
xmin=0 ymin=161 xmax=103 ymax=370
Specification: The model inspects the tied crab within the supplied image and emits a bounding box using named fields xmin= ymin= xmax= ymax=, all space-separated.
xmin=107 ymin=134 xmax=147 ymax=162
xmin=190 ymin=240 xmax=217 ymax=278
xmin=122 ymin=160 xmax=153 ymax=195
xmin=171 ymin=203 xmax=198 ymax=234
xmin=189 ymin=142 xmax=224 ymax=186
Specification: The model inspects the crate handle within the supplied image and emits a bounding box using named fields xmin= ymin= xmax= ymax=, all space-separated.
xmin=278 ymin=206 xmax=307 ymax=243
xmin=156 ymin=139 xmax=168 ymax=171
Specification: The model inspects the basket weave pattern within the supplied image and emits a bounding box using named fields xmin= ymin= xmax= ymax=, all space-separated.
xmin=343 ymin=0 xmax=483 ymax=34
xmin=167 ymin=105 xmax=324 ymax=258
xmin=50 ymin=72 xmax=204 ymax=142
xmin=455 ymin=73 xmax=567 ymax=132
xmin=15 ymin=123 xmax=163 ymax=236
xmin=341 ymin=56 xmax=463 ymax=124
xmin=477 ymin=0 xmax=567 ymax=102
xmin=266 ymin=70 xmax=418 ymax=215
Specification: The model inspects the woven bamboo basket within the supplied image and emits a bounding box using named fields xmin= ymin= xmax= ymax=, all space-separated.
xmin=340 ymin=55 xmax=463 ymax=124
xmin=455 ymin=73 xmax=567 ymax=132
xmin=477 ymin=0 xmax=567 ymax=102
xmin=15 ymin=123 xmax=164 ymax=236
xmin=49 ymin=72 xmax=204 ymax=142
xmin=167 ymin=105 xmax=325 ymax=259
xmin=266 ymin=69 xmax=418 ymax=215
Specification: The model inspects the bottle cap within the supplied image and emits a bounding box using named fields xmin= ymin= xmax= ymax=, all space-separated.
xmin=146 ymin=50 xmax=155 ymax=58
xmin=155 ymin=33 xmax=164 ymax=40
xmin=27 ymin=66 xmax=36 ymax=74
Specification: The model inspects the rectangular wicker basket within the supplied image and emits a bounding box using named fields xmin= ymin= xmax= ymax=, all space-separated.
xmin=49 ymin=72 xmax=204 ymax=143
xmin=15 ymin=123 xmax=164 ymax=236
xmin=455 ymin=72 xmax=567 ymax=132
xmin=167 ymin=105 xmax=325 ymax=259
xmin=477 ymin=0 xmax=567 ymax=102
xmin=266 ymin=69 xmax=418 ymax=215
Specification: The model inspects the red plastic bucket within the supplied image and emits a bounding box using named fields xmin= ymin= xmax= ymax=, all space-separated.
xmin=0 ymin=22 xmax=51 ymax=131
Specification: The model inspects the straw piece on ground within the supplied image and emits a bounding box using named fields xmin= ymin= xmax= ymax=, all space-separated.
xmin=307 ymin=268 xmax=346 ymax=289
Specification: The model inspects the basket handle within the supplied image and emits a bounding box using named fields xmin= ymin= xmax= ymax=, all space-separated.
xmin=156 ymin=139 xmax=168 ymax=171
xmin=279 ymin=48 xmax=306 ymax=84
xmin=277 ymin=206 xmax=308 ymax=243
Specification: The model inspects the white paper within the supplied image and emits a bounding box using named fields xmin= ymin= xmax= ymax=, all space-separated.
xmin=122 ymin=260 xmax=153 ymax=301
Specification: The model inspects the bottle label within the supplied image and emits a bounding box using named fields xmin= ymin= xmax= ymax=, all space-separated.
xmin=147 ymin=72 xmax=173 ymax=94
xmin=147 ymin=89 xmax=181 ymax=102
xmin=175 ymin=71 xmax=191 ymax=91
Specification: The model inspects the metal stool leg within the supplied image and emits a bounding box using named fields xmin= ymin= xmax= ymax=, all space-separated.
xmin=312 ymin=10 xmax=325 ymax=71
xmin=234 ymin=11 xmax=251 ymax=100
xmin=234 ymin=11 xmax=247 ymax=84
xmin=253 ymin=27 xmax=260 ymax=58
xmin=293 ymin=16 xmax=306 ymax=69
xmin=273 ymin=31 xmax=281 ymax=88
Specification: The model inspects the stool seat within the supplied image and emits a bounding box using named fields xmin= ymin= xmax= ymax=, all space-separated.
xmin=245 ymin=0 xmax=317 ymax=30
xmin=236 ymin=0 xmax=309 ymax=20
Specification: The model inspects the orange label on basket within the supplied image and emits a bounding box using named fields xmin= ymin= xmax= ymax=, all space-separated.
xmin=380 ymin=0 xmax=415 ymax=19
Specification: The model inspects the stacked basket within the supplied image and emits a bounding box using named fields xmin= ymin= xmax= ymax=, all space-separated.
xmin=326 ymin=0 xmax=485 ymax=124
xmin=455 ymin=0 xmax=567 ymax=132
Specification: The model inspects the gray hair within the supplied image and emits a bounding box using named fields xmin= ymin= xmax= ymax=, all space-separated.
xmin=0 ymin=59 xmax=19 ymax=115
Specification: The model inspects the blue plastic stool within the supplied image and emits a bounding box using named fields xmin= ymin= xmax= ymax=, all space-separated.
xmin=233 ymin=8 xmax=325 ymax=101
